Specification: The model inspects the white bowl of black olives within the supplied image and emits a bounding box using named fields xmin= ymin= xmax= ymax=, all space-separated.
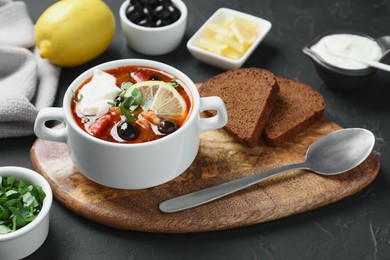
xmin=120 ymin=0 xmax=187 ymax=55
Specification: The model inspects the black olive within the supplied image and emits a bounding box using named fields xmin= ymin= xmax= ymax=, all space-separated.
xmin=170 ymin=6 xmax=181 ymax=22
xmin=154 ymin=5 xmax=171 ymax=19
xmin=154 ymin=19 xmax=162 ymax=27
xmin=138 ymin=17 xmax=153 ymax=27
xmin=129 ymin=0 xmax=141 ymax=7
xmin=154 ymin=19 xmax=168 ymax=27
xmin=126 ymin=5 xmax=145 ymax=23
xmin=148 ymin=0 xmax=160 ymax=7
xmin=154 ymin=5 xmax=163 ymax=11
xmin=160 ymin=0 xmax=172 ymax=5
xmin=126 ymin=4 xmax=135 ymax=13
xmin=139 ymin=0 xmax=150 ymax=6
xmin=117 ymin=121 xmax=139 ymax=140
xmin=158 ymin=120 xmax=178 ymax=134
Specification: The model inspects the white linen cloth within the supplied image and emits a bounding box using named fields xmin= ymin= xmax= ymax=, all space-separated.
xmin=0 ymin=0 xmax=60 ymax=138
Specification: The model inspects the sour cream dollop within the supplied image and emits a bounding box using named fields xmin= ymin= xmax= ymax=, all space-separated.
xmin=310 ymin=34 xmax=382 ymax=70
xmin=77 ymin=69 xmax=121 ymax=116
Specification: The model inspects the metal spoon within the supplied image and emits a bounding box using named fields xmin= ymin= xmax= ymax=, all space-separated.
xmin=159 ymin=128 xmax=375 ymax=213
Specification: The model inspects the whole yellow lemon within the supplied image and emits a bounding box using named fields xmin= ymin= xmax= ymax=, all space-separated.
xmin=34 ymin=0 xmax=115 ymax=67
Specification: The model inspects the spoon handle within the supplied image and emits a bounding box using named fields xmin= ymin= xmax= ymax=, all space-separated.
xmin=159 ymin=162 xmax=307 ymax=213
xmin=352 ymin=57 xmax=390 ymax=72
xmin=325 ymin=48 xmax=390 ymax=72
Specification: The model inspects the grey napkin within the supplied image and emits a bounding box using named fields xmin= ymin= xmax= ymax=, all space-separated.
xmin=0 ymin=0 xmax=60 ymax=138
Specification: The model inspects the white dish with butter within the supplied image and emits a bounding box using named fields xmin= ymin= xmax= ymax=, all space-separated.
xmin=187 ymin=8 xmax=272 ymax=70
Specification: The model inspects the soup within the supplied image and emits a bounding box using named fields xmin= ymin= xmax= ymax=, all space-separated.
xmin=71 ymin=66 xmax=192 ymax=143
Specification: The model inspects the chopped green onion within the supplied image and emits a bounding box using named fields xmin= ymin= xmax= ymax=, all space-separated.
xmin=107 ymin=101 xmax=116 ymax=107
xmin=72 ymin=90 xmax=83 ymax=103
xmin=169 ymin=80 xmax=179 ymax=88
xmin=0 ymin=176 xmax=46 ymax=234
xmin=121 ymin=82 xmax=133 ymax=90
xmin=118 ymin=88 xmax=143 ymax=122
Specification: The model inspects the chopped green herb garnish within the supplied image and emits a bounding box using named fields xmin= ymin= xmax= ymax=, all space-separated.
xmin=169 ymin=80 xmax=179 ymax=88
xmin=118 ymin=88 xmax=143 ymax=122
xmin=119 ymin=104 xmax=136 ymax=122
xmin=107 ymin=101 xmax=116 ymax=107
xmin=130 ymin=88 xmax=142 ymax=109
xmin=72 ymin=90 xmax=83 ymax=103
xmin=120 ymin=82 xmax=133 ymax=90
xmin=0 ymin=176 xmax=46 ymax=234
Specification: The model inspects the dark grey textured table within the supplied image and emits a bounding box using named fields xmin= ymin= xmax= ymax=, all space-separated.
xmin=3 ymin=0 xmax=390 ymax=259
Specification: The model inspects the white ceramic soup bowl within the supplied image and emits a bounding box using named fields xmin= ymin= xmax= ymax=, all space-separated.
xmin=34 ymin=59 xmax=227 ymax=189
xmin=0 ymin=166 xmax=53 ymax=260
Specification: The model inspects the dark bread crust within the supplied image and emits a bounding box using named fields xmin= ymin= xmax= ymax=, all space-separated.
xmin=264 ymin=77 xmax=325 ymax=146
xmin=199 ymin=68 xmax=279 ymax=148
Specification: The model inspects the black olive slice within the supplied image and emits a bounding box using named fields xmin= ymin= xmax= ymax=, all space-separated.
xmin=158 ymin=120 xmax=178 ymax=134
xmin=117 ymin=121 xmax=139 ymax=140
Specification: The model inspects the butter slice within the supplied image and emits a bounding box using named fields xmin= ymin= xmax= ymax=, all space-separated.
xmin=77 ymin=69 xmax=121 ymax=116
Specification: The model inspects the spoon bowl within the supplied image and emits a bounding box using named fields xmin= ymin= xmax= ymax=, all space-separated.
xmin=305 ymin=128 xmax=375 ymax=175
xmin=160 ymin=128 xmax=375 ymax=212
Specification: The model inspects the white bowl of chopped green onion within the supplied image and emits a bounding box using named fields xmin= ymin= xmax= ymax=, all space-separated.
xmin=0 ymin=166 xmax=52 ymax=260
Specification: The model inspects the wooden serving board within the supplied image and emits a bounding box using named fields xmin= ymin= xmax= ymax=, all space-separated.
xmin=30 ymin=118 xmax=380 ymax=233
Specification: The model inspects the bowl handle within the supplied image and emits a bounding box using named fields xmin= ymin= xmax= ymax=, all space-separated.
xmin=199 ymin=96 xmax=228 ymax=133
xmin=34 ymin=107 xmax=67 ymax=143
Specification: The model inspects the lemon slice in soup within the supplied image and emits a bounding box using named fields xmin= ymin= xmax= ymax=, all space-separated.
xmin=150 ymin=82 xmax=187 ymax=120
xmin=124 ymin=81 xmax=160 ymax=109
xmin=124 ymin=81 xmax=187 ymax=120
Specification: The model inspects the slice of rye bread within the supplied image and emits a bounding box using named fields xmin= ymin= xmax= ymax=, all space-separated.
xmin=199 ymin=68 xmax=279 ymax=148
xmin=264 ymin=76 xmax=325 ymax=147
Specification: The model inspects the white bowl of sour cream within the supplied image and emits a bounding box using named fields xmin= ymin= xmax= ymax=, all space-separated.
xmin=310 ymin=33 xmax=382 ymax=70
xmin=303 ymin=31 xmax=390 ymax=91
